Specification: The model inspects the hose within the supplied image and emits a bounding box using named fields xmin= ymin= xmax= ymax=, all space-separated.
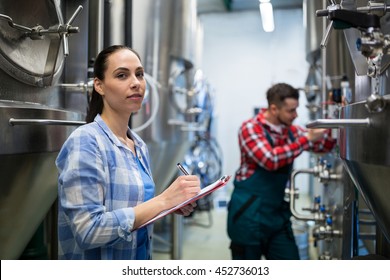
xmin=133 ymin=72 xmax=160 ymax=132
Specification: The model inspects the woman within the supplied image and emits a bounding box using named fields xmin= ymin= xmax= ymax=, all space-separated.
xmin=56 ymin=45 xmax=200 ymax=260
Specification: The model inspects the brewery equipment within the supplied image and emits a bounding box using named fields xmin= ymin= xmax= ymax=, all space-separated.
xmin=132 ymin=0 xmax=204 ymax=259
xmin=306 ymin=0 xmax=390 ymax=259
xmin=0 ymin=0 xmax=88 ymax=259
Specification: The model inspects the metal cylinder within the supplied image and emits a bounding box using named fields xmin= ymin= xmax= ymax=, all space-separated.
xmin=0 ymin=0 xmax=87 ymax=259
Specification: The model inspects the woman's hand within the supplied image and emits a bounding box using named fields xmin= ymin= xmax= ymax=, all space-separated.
xmin=160 ymin=175 xmax=201 ymax=209
xmin=174 ymin=202 xmax=197 ymax=216
xmin=133 ymin=176 xmax=200 ymax=229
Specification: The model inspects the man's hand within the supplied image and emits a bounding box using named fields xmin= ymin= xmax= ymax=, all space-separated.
xmin=307 ymin=128 xmax=327 ymax=142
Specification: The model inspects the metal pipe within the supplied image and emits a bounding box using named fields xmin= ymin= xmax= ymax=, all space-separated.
xmin=290 ymin=168 xmax=324 ymax=222
xmin=0 ymin=14 xmax=32 ymax=32
xmin=320 ymin=22 xmax=334 ymax=49
xmin=9 ymin=118 xmax=86 ymax=126
xmin=171 ymin=215 xmax=183 ymax=259
xmin=89 ymin=0 xmax=104 ymax=57
xmin=322 ymin=0 xmax=328 ymax=119
xmin=66 ymin=5 xmax=83 ymax=25
xmin=306 ymin=118 xmax=370 ymax=128
xmin=313 ymin=226 xmax=342 ymax=239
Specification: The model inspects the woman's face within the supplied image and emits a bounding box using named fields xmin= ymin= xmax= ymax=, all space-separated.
xmin=94 ymin=49 xmax=146 ymax=116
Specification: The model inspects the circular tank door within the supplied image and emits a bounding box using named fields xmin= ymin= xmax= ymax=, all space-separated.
xmin=0 ymin=0 xmax=66 ymax=87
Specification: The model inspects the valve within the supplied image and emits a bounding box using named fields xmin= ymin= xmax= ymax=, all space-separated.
xmin=0 ymin=5 xmax=82 ymax=57
xmin=315 ymin=0 xmax=340 ymax=49
xmin=326 ymin=214 xmax=333 ymax=226
xmin=316 ymin=2 xmax=386 ymax=57
xmin=365 ymin=92 xmax=386 ymax=113
xmin=0 ymin=5 xmax=83 ymax=86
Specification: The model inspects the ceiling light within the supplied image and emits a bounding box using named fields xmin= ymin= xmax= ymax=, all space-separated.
xmin=259 ymin=0 xmax=274 ymax=32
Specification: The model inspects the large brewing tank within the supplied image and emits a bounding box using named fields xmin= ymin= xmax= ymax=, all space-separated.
xmin=132 ymin=0 xmax=201 ymax=194
xmin=302 ymin=0 xmax=355 ymax=259
xmin=0 ymin=0 xmax=88 ymax=259
xmin=307 ymin=0 xmax=390 ymax=258
xmin=338 ymin=4 xmax=390 ymax=253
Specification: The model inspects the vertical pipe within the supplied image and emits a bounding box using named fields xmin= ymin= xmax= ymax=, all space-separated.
xmin=88 ymin=0 xmax=104 ymax=58
xmin=172 ymin=215 xmax=183 ymax=259
xmin=321 ymin=0 xmax=328 ymax=119
xmin=125 ymin=0 xmax=133 ymax=47
xmin=152 ymin=0 xmax=161 ymax=80
xmin=103 ymin=0 xmax=111 ymax=48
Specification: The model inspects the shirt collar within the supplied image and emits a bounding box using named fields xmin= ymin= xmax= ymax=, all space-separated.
xmin=94 ymin=114 xmax=144 ymax=149
xmin=255 ymin=108 xmax=289 ymax=135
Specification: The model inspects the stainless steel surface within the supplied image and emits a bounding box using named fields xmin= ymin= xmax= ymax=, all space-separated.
xmin=290 ymin=169 xmax=323 ymax=222
xmin=88 ymin=0 xmax=104 ymax=58
xmin=0 ymin=0 xmax=65 ymax=87
xmin=105 ymin=0 xmax=126 ymax=45
xmin=172 ymin=215 xmax=183 ymax=260
xmin=132 ymin=0 xmax=202 ymax=259
xmin=0 ymin=102 xmax=84 ymax=258
xmin=305 ymin=0 xmax=355 ymax=119
xmin=9 ymin=118 xmax=85 ymax=126
xmin=303 ymin=0 xmax=361 ymax=259
xmin=0 ymin=0 xmax=88 ymax=259
xmin=1 ymin=101 xmax=84 ymax=155
xmin=305 ymin=0 xmax=390 ymax=258
xmin=343 ymin=28 xmax=369 ymax=76
xmin=0 ymin=152 xmax=59 ymax=259
xmin=306 ymin=118 xmax=370 ymax=128
xmin=339 ymin=99 xmax=390 ymax=242
xmin=171 ymin=0 xmax=198 ymax=65
xmin=304 ymin=0 xmax=323 ymax=64
xmin=0 ymin=1 xmax=82 ymax=87
xmin=132 ymin=0 xmax=200 ymax=194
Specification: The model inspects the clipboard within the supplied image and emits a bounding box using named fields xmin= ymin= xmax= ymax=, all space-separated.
xmin=137 ymin=175 xmax=231 ymax=229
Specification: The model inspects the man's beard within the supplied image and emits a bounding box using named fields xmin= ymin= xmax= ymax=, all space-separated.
xmin=277 ymin=115 xmax=290 ymax=126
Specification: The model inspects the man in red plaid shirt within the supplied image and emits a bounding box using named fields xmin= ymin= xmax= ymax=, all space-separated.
xmin=227 ymin=83 xmax=336 ymax=260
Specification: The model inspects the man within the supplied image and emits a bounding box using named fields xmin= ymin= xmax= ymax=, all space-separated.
xmin=227 ymin=83 xmax=335 ymax=260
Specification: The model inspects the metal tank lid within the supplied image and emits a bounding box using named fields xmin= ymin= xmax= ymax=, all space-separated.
xmin=0 ymin=0 xmax=76 ymax=87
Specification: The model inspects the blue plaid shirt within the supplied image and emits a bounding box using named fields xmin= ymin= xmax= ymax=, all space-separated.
xmin=56 ymin=114 xmax=155 ymax=260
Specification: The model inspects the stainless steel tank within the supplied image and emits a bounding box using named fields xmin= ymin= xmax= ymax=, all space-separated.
xmin=307 ymin=0 xmax=390 ymax=258
xmin=0 ymin=0 xmax=88 ymax=259
xmin=132 ymin=0 xmax=201 ymax=194
xmin=131 ymin=0 xmax=202 ymax=259
xmin=300 ymin=0 xmax=353 ymax=259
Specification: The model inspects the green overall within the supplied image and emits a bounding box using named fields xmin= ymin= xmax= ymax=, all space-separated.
xmin=227 ymin=129 xmax=300 ymax=260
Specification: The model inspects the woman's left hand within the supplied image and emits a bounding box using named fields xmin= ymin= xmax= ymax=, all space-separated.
xmin=174 ymin=202 xmax=197 ymax=216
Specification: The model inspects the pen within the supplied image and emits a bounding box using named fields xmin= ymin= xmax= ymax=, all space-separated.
xmin=177 ymin=163 xmax=190 ymax=175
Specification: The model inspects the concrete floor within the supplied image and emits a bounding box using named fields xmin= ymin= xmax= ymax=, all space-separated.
xmin=152 ymin=194 xmax=316 ymax=260
xmin=153 ymin=206 xmax=231 ymax=260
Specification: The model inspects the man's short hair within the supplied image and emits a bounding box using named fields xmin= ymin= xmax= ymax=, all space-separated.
xmin=266 ymin=83 xmax=299 ymax=108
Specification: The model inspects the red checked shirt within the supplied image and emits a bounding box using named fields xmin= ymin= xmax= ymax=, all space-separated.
xmin=235 ymin=109 xmax=336 ymax=181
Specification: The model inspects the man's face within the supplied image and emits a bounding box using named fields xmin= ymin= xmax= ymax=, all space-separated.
xmin=274 ymin=98 xmax=299 ymax=126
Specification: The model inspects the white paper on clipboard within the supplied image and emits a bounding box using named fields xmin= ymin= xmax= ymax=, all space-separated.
xmin=137 ymin=175 xmax=231 ymax=229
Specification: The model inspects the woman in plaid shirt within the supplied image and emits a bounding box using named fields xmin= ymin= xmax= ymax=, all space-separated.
xmin=56 ymin=45 xmax=200 ymax=260
xmin=227 ymin=83 xmax=335 ymax=260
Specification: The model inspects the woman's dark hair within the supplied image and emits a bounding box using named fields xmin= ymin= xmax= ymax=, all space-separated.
xmin=266 ymin=83 xmax=299 ymax=108
xmin=85 ymin=45 xmax=142 ymax=123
